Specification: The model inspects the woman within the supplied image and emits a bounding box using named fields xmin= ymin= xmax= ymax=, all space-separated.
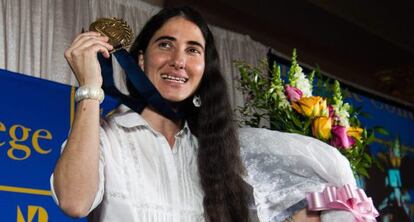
xmin=51 ymin=6 xmax=327 ymax=222
xmin=51 ymin=6 xmax=249 ymax=222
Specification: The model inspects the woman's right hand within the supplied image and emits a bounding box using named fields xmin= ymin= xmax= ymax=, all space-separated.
xmin=64 ymin=31 xmax=114 ymax=87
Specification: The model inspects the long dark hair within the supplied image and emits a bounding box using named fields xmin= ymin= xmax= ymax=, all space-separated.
xmin=129 ymin=6 xmax=249 ymax=222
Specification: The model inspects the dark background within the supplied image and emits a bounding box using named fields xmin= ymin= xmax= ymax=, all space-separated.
xmin=163 ymin=0 xmax=414 ymax=110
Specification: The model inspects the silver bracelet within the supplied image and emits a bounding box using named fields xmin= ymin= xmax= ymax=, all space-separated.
xmin=75 ymin=85 xmax=105 ymax=104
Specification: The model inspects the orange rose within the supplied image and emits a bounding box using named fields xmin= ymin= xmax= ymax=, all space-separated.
xmin=291 ymin=96 xmax=327 ymax=118
xmin=347 ymin=127 xmax=363 ymax=140
xmin=312 ymin=116 xmax=332 ymax=140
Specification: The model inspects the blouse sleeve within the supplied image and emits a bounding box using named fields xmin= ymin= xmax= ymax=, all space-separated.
xmin=238 ymin=127 xmax=356 ymax=222
xmin=49 ymin=123 xmax=108 ymax=214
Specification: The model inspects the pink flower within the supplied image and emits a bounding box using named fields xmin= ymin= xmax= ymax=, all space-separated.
xmin=285 ymin=85 xmax=303 ymax=102
xmin=331 ymin=125 xmax=355 ymax=149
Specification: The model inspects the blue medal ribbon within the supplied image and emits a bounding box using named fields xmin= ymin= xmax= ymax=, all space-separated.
xmin=98 ymin=49 xmax=184 ymax=120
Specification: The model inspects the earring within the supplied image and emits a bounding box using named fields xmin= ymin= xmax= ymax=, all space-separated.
xmin=192 ymin=95 xmax=202 ymax=107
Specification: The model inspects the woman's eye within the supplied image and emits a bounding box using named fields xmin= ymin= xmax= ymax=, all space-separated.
xmin=159 ymin=42 xmax=171 ymax=49
xmin=187 ymin=47 xmax=201 ymax=55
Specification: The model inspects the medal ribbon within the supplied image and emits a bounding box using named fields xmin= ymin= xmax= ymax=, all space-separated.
xmin=98 ymin=49 xmax=184 ymax=120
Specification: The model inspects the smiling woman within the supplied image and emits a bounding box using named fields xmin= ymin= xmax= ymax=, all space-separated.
xmin=51 ymin=6 xmax=249 ymax=222
xmin=137 ymin=17 xmax=206 ymax=102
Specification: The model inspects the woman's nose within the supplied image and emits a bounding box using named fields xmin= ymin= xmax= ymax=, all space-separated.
xmin=170 ymin=51 xmax=185 ymax=69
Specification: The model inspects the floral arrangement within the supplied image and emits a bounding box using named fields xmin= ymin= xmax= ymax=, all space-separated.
xmin=236 ymin=49 xmax=376 ymax=177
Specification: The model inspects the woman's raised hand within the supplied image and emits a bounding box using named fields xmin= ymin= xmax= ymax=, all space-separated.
xmin=64 ymin=31 xmax=114 ymax=87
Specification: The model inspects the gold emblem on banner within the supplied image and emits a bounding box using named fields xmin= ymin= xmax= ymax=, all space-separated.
xmin=17 ymin=205 xmax=48 ymax=222
xmin=89 ymin=17 xmax=133 ymax=52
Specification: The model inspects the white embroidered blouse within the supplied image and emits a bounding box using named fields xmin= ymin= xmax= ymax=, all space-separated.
xmin=51 ymin=107 xmax=205 ymax=222
xmin=51 ymin=108 xmax=359 ymax=222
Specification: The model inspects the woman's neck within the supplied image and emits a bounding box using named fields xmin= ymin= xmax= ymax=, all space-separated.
xmin=141 ymin=107 xmax=182 ymax=148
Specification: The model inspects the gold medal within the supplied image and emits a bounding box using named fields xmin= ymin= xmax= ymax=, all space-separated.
xmin=89 ymin=17 xmax=133 ymax=52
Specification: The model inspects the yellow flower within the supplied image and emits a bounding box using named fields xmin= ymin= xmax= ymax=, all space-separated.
xmin=312 ymin=116 xmax=332 ymax=140
xmin=347 ymin=127 xmax=363 ymax=140
xmin=291 ymin=96 xmax=327 ymax=118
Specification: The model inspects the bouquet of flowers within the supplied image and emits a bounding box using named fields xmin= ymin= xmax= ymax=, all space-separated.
xmin=236 ymin=49 xmax=376 ymax=177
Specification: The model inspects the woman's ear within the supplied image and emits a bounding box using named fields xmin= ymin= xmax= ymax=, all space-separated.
xmin=138 ymin=52 xmax=144 ymax=71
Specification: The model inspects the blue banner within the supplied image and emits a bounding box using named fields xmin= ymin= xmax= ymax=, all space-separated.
xmin=0 ymin=69 xmax=118 ymax=221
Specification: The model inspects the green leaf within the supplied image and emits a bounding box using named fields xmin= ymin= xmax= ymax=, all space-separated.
xmin=291 ymin=115 xmax=304 ymax=129
xmin=372 ymin=158 xmax=384 ymax=172
xmin=357 ymin=167 xmax=369 ymax=178
xmin=373 ymin=127 xmax=389 ymax=136
xmin=366 ymin=133 xmax=376 ymax=144
xmin=363 ymin=153 xmax=372 ymax=164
